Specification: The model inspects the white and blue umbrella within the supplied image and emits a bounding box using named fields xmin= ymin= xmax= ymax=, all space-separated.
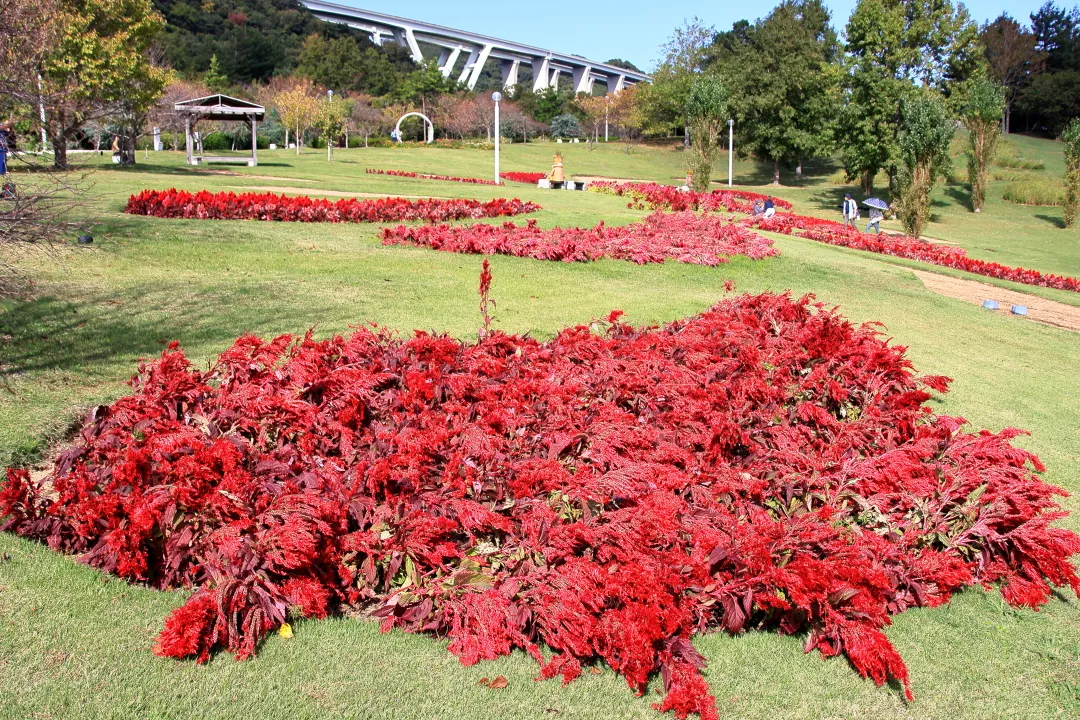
xmin=862 ymin=197 xmax=890 ymax=210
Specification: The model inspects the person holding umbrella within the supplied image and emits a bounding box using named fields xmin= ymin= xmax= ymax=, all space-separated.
xmin=863 ymin=197 xmax=889 ymax=234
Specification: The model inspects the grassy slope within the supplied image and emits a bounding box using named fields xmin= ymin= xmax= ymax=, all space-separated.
xmin=1 ymin=140 xmax=1078 ymax=720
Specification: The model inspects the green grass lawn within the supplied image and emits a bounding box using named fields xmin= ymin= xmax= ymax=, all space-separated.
xmin=1 ymin=138 xmax=1078 ymax=720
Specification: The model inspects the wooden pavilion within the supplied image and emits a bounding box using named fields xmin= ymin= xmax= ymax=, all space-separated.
xmin=175 ymin=94 xmax=265 ymax=167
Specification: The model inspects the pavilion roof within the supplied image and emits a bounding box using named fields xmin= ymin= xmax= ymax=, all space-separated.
xmin=174 ymin=94 xmax=265 ymax=121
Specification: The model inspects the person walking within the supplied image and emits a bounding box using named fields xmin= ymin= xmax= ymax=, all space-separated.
xmin=0 ymin=117 xmax=12 ymax=177
xmin=0 ymin=118 xmax=14 ymax=200
xmin=842 ymin=193 xmax=858 ymax=230
xmin=866 ymin=207 xmax=883 ymax=234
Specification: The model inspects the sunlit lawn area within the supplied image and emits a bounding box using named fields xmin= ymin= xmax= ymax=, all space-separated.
xmin=1 ymin=139 xmax=1078 ymax=719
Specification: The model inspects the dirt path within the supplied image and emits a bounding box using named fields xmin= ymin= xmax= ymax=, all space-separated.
xmin=912 ymin=269 xmax=1080 ymax=332
xmin=228 ymin=186 xmax=440 ymax=199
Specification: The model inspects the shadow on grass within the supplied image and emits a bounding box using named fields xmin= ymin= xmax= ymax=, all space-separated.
xmin=0 ymin=284 xmax=315 ymax=378
xmin=944 ymin=185 xmax=972 ymax=212
xmin=1035 ymin=213 xmax=1067 ymax=229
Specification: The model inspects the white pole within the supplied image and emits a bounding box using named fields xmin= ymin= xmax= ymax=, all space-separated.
xmin=604 ymin=102 xmax=609 ymax=142
xmin=728 ymin=119 xmax=734 ymax=188
xmin=37 ymin=74 xmax=48 ymax=150
xmin=492 ymin=91 xmax=502 ymax=184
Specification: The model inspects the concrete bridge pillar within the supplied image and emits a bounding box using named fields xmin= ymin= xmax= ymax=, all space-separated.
xmin=531 ymin=56 xmax=551 ymax=92
xmin=606 ymin=74 xmax=626 ymax=94
xmin=438 ymin=47 xmax=462 ymax=78
xmin=501 ymin=59 xmax=520 ymax=90
xmin=572 ymin=65 xmax=594 ymax=95
xmin=549 ymin=67 xmax=561 ymax=90
xmin=465 ymin=44 xmax=494 ymax=90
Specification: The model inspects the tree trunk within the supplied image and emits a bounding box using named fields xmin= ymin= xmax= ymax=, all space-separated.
xmin=772 ymin=158 xmax=781 ymax=186
xmin=296 ymin=124 xmax=301 ymax=155
xmin=861 ymin=169 xmax=874 ymax=195
xmin=285 ymin=128 xmax=290 ymax=149
xmin=121 ymin=130 xmax=137 ymax=165
xmin=364 ymin=132 xmax=369 ymax=148
xmin=51 ymin=132 xmax=69 ymax=170
xmin=684 ymin=126 xmax=690 ymax=147
xmin=1005 ymin=104 xmax=1011 ymax=135
xmin=795 ymin=159 xmax=803 ymax=179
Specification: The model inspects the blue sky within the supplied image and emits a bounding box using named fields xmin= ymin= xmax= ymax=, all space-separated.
xmin=334 ymin=0 xmax=1050 ymax=70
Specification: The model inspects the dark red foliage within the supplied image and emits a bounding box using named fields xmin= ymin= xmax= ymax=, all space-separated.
xmin=590 ymin=181 xmax=793 ymax=214
xmin=124 ymin=189 xmax=540 ymax=224
xmin=3 ymin=294 xmax=1078 ymax=719
xmin=365 ymin=168 xmax=499 ymax=186
xmin=381 ymin=211 xmax=778 ymax=266
xmin=744 ymin=213 xmax=1080 ymax=293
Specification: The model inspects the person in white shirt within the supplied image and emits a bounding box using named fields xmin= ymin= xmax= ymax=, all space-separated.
xmin=842 ymin=193 xmax=858 ymax=230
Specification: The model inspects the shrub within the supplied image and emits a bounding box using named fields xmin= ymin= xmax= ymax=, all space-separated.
xmin=1002 ymin=178 xmax=1066 ymax=206
xmin=684 ymin=74 xmax=729 ymax=192
xmin=894 ymin=93 xmax=954 ymax=237
xmin=961 ymin=79 xmax=1004 ymax=212
xmin=3 ymin=293 xmax=1078 ymax=719
xmin=994 ymin=140 xmax=1046 ymax=171
xmin=550 ymin=114 xmax=582 ymax=139
xmin=1063 ymin=119 xmax=1080 ymax=227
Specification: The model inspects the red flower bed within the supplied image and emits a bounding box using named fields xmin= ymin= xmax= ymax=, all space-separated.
xmin=125 ymin=189 xmax=541 ymax=224
xmin=3 ymin=292 xmax=1077 ymax=719
xmin=365 ymin=168 xmax=499 ymax=186
xmin=745 ymin=213 xmax=1080 ymax=293
xmin=502 ymin=171 xmax=546 ymax=184
xmin=590 ymin=181 xmax=793 ymax=214
xmin=381 ymin=211 xmax=778 ymax=266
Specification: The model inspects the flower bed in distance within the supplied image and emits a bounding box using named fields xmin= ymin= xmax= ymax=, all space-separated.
xmin=365 ymin=168 xmax=498 ymax=185
xmin=382 ymin=211 xmax=778 ymax=266
xmin=3 ymin=292 xmax=1078 ymax=720
xmin=502 ymin=171 xmax=547 ymax=184
xmin=745 ymin=213 xmax=1080 ymax=293
xmin=589 ymin=181 xmax=793 ymax=214
xmin=125 ymin=189 xmax=541 ymax=224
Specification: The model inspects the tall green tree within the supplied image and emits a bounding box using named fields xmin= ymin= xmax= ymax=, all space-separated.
xmin=684 ymin=74 xmax=730 ymax=191
xmin=722 ymin=0 xmax=839 ymax=185
xmin=296 ymin=34 xmax=364 ymax=93
xmin=894 ymin=91 xmax=955 ymax=237
xmin=38 ymin=0 xmax=168 ymax=169
xmin=1062 ymin=118 xmax=1080 ymax=227
xmin=959 ymin=77 xmax=1005 ymax=212
xmin=837 ymin=0 xmax=978 ymax=193
xmin=638 ymin=18 xmax=714 ymax=139
xmin=203 ymin=54 xmax=228 ymax=92
xmin=981 ymin=15 xmax=1045 ymax=133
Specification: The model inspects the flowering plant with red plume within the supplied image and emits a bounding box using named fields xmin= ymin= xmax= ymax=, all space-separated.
xmin=125 ymin=189 xmax=541 ymax=224
xmin=3 ymin=293 xmax=1077 ymax=720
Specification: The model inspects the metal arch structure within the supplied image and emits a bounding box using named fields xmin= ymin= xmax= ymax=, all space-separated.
xmin=395 ymin=112 xmax=435 ymax=144
xmin=299 ymin=1 xmax=650 ymax=94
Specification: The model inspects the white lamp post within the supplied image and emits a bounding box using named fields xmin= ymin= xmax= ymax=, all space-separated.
xmin=492 ymin=91 xmax=502 ymax=185
xmin=727 ymin=118 xmax=734 ymax=187
xmin=327 ymin=90 xmax=335 ymax=161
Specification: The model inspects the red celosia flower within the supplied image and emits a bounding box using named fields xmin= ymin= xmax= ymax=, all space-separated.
xmin=3 ymin=293 xmax=1078 ymax=718
xmin=124 ymin=189 xmax=540 ymax=224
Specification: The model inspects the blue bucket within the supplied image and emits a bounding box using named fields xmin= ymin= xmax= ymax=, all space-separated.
xmin=1011 ymin=305 xmax=1028 ymax=316
xmin=982 ymin=299 xmax=999 ymax=311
